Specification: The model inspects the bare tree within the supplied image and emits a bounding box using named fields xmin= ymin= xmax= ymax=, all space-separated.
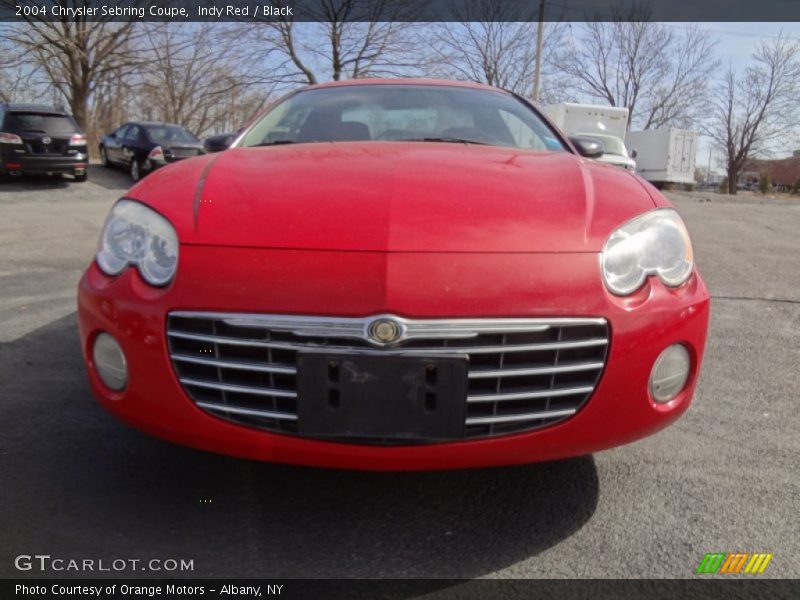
xmin=425 ymin=2 xmax=566 ymax=99
xmin=133 ymin=24 xmax=274 ymax=135
xmin=702 ymin=36 xmax=800 ymax=194
xmin=1 ymin=4 xmax=146 ymax=129
xmin=642 ymin=26 xmax=718 ymax=129
xmin=429 ymin=21 xmax=537 ymax=92
xmin=0 ymin=27 xmax=37 ymax=102
xmin=252 ymin=0 xmax=423 ymax=85
xmin=554 ymin=5 xmax=718 ymax=128
xmin=91 ymin=76 xmax=137 ymax=141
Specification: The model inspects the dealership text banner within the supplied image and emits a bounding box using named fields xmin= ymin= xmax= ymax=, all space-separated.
xmin=6 ymin=579 xmax=800 ymax=600
xmin=3 ymin=0 xmax=800 ymax=22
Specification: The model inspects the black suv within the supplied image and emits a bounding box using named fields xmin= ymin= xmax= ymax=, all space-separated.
xmin=0 ymin=103 xmax=89 ymax=182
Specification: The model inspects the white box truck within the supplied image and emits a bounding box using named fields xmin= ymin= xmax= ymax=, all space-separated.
xmin=625 ymin=128 xmax=698 ymax=186
xmin=542 ymin=102 xmax=636 ymax=171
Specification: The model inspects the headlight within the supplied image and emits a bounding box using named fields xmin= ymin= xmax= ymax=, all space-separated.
xmin=96 ymin=199 xmax=178 ymax=286
xmin=601 ymin=208 xmax=693 ymax=295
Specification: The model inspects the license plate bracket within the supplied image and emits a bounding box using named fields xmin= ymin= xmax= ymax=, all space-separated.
xmin=296 ymin=352 xmax=468 ymax=441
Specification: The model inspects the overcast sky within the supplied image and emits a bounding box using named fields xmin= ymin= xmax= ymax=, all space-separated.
xmin=705 ymin=22 xmax=799 ymax=67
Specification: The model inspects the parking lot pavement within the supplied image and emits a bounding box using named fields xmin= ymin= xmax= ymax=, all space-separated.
xmin=0 ymin=172 xmax=798 ymax=579
xmin=0 ymin=167 xmax=129 ymax=343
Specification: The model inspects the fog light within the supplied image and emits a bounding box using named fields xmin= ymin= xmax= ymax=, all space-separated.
xmin=93 ymin=333 xmax=127 ymax=391
xmin=649 ymin=344 xmax=690 ymax=403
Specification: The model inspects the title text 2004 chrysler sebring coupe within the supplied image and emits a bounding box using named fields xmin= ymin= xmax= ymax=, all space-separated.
xmin=78 ymin=80 xmax=710 ymax=470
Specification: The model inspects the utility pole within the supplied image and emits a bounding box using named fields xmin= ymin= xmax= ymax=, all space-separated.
xmin=532 ymin=0 xmax=546 ymax=103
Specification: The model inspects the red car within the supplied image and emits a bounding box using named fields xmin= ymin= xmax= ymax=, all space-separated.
xmin=78 ymin=79 xmax=710 ymax=471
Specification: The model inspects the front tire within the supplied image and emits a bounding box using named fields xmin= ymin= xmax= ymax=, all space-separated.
xmin=74 ymin=172 xmax=88 ymax=183
xmin=130 ymin=159 xmax=141 ymax=182
xmin=99 ymin=146 xmax=110 ymax=168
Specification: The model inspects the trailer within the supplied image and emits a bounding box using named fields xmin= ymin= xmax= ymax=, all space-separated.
xmin=542 ymin=102 xmax=635 ymax=171
xmin=625 ymin=128 xmax=698 ymax=186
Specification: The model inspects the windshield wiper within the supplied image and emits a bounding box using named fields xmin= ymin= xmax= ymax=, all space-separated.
xmin=399 ymin=137 xmax=492 ymax=146
xmin=255 ymin=138 xmax=492 ymax=147
xmin=253 ymin=140 xmax=297 ymax=147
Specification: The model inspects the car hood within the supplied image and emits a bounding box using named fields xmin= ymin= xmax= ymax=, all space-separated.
xmin=130 ymin=142 xmax=657 ymax=253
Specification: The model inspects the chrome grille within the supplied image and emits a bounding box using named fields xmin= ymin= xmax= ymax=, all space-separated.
xmin=167 ymin=312 xmax=609 ymax=443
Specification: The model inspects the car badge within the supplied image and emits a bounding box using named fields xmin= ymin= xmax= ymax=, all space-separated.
xmin=367 ymin=318 xmax=402 ymax=345
xmin=41 ymin=137 xmax=51 ymax=145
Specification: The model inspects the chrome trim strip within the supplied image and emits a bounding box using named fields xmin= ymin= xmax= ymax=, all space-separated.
xmin=167 ymin=329 xmax=608 ymax=355
xmin=172 ymin=353 xmax=296 ymax=375
xmin=180 ymin=377 xmax=297 ymax=398
xmin=468 ymin=362 xmax=605 ymax=379
xmin=169 ymin=330 xmax=282 ymax=347
xmin=467 ymin=385 xmax=595 ymax=403
xmin=169 ymin=311 xmax=607 ymax=347
xmin=466 ymin=408 xmax=577 ymax=425
xmin=196 ymin=401 xmax=297 ymax=421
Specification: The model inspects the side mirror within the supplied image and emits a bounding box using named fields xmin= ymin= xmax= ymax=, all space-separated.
xmin=569 ymin=136 xmax=604 ymax=159
xmin=630 ymin=148 xmax=638 ymax=159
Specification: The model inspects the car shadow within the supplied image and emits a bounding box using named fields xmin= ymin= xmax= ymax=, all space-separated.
xmin=0 ymin=314 xmax=599 ymax=581
xmin=86 ymin=163 xmax=132 ymax=191
xmin=0 ymin=173 xmax=71 ymax=191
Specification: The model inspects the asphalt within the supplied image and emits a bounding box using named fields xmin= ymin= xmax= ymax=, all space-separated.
xmin=0 ymin=167 xmax=798 ymax=580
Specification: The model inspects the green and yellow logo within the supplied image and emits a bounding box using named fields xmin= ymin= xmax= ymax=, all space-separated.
xmin=696 ymin=552 xmax=774 ymax=574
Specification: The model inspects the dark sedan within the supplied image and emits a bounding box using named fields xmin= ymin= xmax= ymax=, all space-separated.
xmin=99 ymin=122 xmax=204 ymax=181
xmin=203 ymin=131 xmax=237 ymax=153
xmin=0 ymin=103 xmax=89 ymax=182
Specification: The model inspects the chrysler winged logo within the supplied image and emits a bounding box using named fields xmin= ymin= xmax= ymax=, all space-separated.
xmin=367 ymin=317 xmax=402 ymax=345
xmin=41 ymin=136 xmax=51 ymax=145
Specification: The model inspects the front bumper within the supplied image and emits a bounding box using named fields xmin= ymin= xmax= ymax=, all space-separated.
xmin=78 ymin=247 xmax=710 ymax=470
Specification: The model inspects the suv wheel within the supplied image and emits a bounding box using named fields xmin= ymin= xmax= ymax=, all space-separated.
xmin=100 ymin=146 xmax=110 ymax=168
xmin=130 ymin=159 xmax=141 ymax=182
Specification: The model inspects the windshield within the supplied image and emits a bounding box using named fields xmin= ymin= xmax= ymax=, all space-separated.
xmin=4 ymin=112 xmax=78 ymax=135
xmin=240 ymin=85 xmax=567 ymax=152
xmin=145 ymin=125 xmax=199 ymax=144
xmin=578 ymin=134 xmax=628 ymax=157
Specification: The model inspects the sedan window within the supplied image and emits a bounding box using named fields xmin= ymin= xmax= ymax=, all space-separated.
xmin=145 ymin=125 xmax=199 ymax=144
xmin=125 ymin=124 xmax=142 ymax=141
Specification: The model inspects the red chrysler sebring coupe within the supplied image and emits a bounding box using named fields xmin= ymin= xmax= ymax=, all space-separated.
xmin=78 ymin=79 xmax=710 ymax=470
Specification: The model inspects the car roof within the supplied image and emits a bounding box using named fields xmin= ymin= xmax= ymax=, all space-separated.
xmin=303 ymin=78 xmax=510 ymax=94
xmin=1 ymin=103 xmax=69 ymax=115
xmin=130 ymin=121 xmax=186 ymax=127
